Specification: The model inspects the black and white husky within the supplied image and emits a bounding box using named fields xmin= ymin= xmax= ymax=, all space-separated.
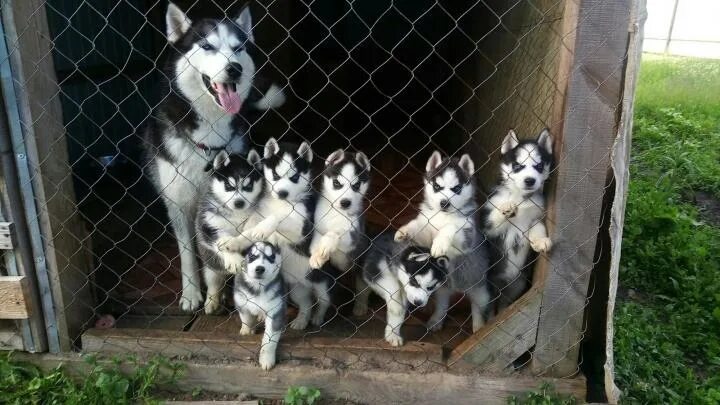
xmin=394 ymin=151 xmax=481 ymax=260
xmin=482 ymin=129 xmax=554 ymax=312
xmin=234 ymin=241 xmax=286 ymax=370
xmin=354 ymin=232 xmax=488 ymax=346
xmin=195 ymin=149 xmax=263 ymax=314
xmin=309 ymin=149 xmax=370 ymax=270
xmin=143 ymin=3 xmax=284 ymax=311
xmin=240 ymin=138 xmax=322 ymax=330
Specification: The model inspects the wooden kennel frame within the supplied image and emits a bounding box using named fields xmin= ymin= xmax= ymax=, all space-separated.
xmin=0 ymin=0 xmax=645 ymax=402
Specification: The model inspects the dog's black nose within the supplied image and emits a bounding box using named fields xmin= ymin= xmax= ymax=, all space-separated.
xmin=226 ymin=63 xmax=243 ymax=80
xmin=440 ymin=199 xmax=450 ymax=210
xmin=524 ymin=178 xmax=536 ymax=187
xmin=277 ymin=190 xmax=289 ymax=199
xmin=412 ymin=298 xmax=425 ymax=307
xmin=234 ymin=200 xmax=245 ymax=209
xmin=255 ymin=266 xmax=265 ymax=275
xmin=339 ymin=199 xmax=351 ymax=209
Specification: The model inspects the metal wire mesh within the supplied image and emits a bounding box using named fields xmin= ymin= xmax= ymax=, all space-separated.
xmin=0 ymin=0 xmax=629 ymax=382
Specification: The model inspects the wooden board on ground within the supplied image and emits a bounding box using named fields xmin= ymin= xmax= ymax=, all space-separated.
xmin=448 ymin=288 xmax=542 ymax=373
xmin=0 ymin=276 xmax=31 ymax=319
xmin=82 ymin=328 xmax=444 ymax=369
xmin=18 ymin=352 xmax=587 ymax=405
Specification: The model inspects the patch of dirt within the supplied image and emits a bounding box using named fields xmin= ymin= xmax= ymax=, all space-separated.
xmin=155 ymin=389 xmax=358 ymax=404
xmin=693 ymin=191 xmax=720 ymax=226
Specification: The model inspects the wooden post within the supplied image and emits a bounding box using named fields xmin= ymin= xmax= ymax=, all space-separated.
xmin=531 ymin=0 xmax=634 ymax=377
xmin=2 ymin=0 xmax=94 ymax=351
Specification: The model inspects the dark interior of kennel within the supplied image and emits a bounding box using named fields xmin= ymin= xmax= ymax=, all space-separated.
xmin=44 ymin=0 xmax=561 ymax=347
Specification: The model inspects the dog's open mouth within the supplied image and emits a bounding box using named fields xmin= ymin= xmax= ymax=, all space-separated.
xmin=202 ymin=74 xmax=242 ymax=114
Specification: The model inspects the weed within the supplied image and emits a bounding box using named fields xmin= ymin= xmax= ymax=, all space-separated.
xmin=0 ymin=352 xmax=183 ymax=404
xmin=284 ymin=386 xmax=321 ymax=405
xmin=507 ymin=383 xmax=577 ymax=405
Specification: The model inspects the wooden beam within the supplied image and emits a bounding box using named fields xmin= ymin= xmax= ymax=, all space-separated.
xmin=81 ymin=328 xmax=444 ymax=369
xmin=0 ymin=276 xmax=31 ymax=319
xmin=0 ymin=222 xmax=15 ymax=249
xmin=531 ymin=0 xmax=633 ymax=377
xmin=16 ymin=352 xmax=587 ymax=404
xmin=448 ymin=288 xmax=541 ymax=373
xmin=3 ymin=0 xmax=94 ymax=351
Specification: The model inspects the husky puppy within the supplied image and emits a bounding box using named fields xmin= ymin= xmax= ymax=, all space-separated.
xmin=354 ymin=232 xmax=489 ymax=346
xmin=309 ymin=149 xmax=370 ymax=270
xmin=143 ymin=3 xmax=285 ymax=311
xmin=195 ymin=149 xmax=264 ymax=314
xmin=234 ymin=241 xmax=286 ymax=370
xmin=233 ymin=138 xmax=321 ymax=330
xmin=482 ymin=129 xmax=554 ymax=312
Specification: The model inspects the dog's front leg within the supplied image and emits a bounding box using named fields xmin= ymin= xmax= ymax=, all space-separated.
xmin=259 ymin=312 xmax=283 ymax=370
xmin=394 ymin=217 xmax=424 ymax=243
xmin=430 ymin=224 xmax=462 ymax=258
xmin=426 ymin=287 xmax=451 ymax=331
xmin=238 ymin=309 xmax=257 ymax=336
xmin=248 ymin=215 xmax=280 ymax=241
xmin=309 ymin=232 xmax=340 ymax=269
xmin=528 ymin=221 xmax=552 ymax=253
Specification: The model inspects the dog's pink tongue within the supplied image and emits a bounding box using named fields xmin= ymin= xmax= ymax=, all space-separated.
xmin=213 ymin=82 xmax=241 ymax=114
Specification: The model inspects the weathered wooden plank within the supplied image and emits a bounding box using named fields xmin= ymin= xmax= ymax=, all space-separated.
xmin=16 ymin=353 xmax=587 ymax=404
xmin=4 ymin=0 xmax=94 ymax=351
xmin=0 ymin=222 xmax=15 ymax=249
xmin=531 ymin=0 xmax=634 ymax=377
xmin=0 ymin=276 xmax=31 ymax=319
xmin=603 ymin=1 xmax=646 ymax=402
xmin=448 ymin=288 xmax=541 ymax=372
xmin=81 ymin=328 xmax=444 ymax=368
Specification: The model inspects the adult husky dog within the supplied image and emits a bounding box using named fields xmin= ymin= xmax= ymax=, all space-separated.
xmin=143 ymin=3 xmax=284 ymax=311
xmin=482 ymin=129 xmax=553 ymax=313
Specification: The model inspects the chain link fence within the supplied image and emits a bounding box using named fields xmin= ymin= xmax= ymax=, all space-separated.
xmin=0 ymin=0 xmax=637 ymax=393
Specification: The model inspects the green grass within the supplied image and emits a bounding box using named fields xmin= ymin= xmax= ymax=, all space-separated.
xmin=0 ymin=353 xmax=183 ymax=404
xmin=615 ymin=55 xmax=720 ymax=404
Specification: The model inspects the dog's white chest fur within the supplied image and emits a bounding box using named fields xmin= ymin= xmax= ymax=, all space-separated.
xmin=311 ymin=200 xmax=357 ymax=268
xmin=234 ymin=287 xmax=282 ymax=317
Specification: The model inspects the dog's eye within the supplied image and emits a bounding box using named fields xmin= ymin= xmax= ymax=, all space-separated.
xmin=247 ymin=253 xmax=258 ymax=261
xmin=289 ymin=171 xmax=301 ymax=183
xmin=426 ymin=281 xmax=438 ymax=291
xmin=224 ymin=181 xmax=236 ymax=192
xmin=450 ymin=184 xmax=462 ymax=194
xmin=266 ymin=252 xmax=275 ymax=263
xmin=231 ymin=45 xmax=244 ymax=53
xmin=332 ymin=179 xmax=342 ymax=189
xmin=408 ymin=278 xmax=420 ymax=288
xmin=200 ymin=43 xmax=215 ymax=51
xmin=512 ymin=163 xmax=524 ymax=173
xmin=534 ymin=163 xmax=545 ymax=172
xmin=351 ymin=181 xmax=362 ymax=192
xmin=432 ymin=183 xmax=442 ymax=192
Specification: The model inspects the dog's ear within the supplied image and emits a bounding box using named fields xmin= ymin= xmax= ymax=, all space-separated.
xmin=264 ymin=138 xmax=280 ymax=159
xmin=298 ymin=142 xmax=313 ymax=163
xmin=166 ymin=3 xmax=191 ymax=44
xmin=425 ymin=151 xmax=443 ymax=173
xmin=247 ymin=149 xmax=261 ymax=166
xmin=212 ymin=150 xmax=231 ymax=170
xmin=234 ymin=5 xmax=254 ymax=43
xmin=407 ymin=251 xmax=430 ymax=262
xmin=501 ymin=129 xmax=520 ymax=155
xmin=435 ymin=256 xmax=450 ymax=271
xmin=537 ymin=128 xmax=553 ymax=155
xmin=326 ymin=149 xmax=344 ymax=167
xmin=356 ymin=152 xmax=371 ymax=173
xmin=458 ymin=154 xmax=475 ymax=177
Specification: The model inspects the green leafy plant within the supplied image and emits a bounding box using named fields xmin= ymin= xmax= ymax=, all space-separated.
xmin=507 ymin=383 xmax=576 ymax=405
xmin=0 ymin=352 xmax=184 ymax=404
xmin=284 ymin=385 xmax=321 ymax=405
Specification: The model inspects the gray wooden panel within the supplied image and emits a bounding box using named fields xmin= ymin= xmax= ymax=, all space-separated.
xmin=531 ymin=0 xmax=634 ymax=377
